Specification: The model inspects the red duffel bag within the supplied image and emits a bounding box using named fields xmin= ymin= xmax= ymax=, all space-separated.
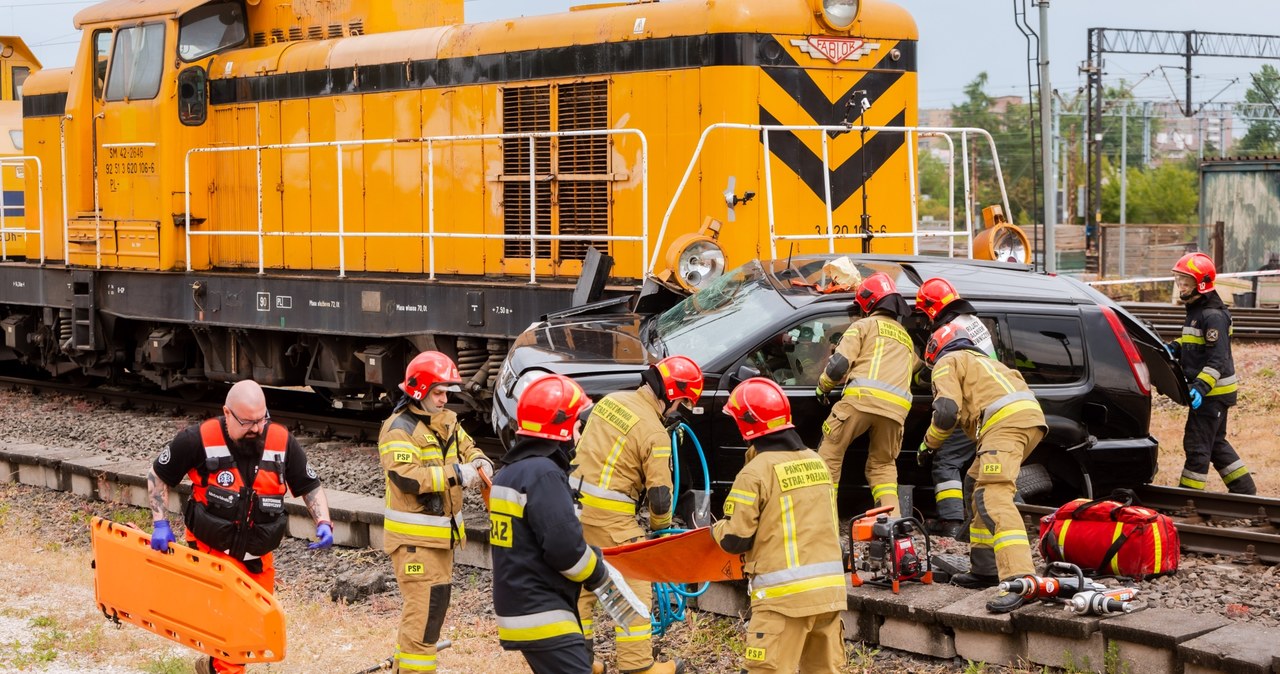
xmin=1037 ymin=489 xmax=1179 ymax=578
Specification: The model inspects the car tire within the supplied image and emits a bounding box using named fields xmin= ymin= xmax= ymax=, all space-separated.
xmin=1016 ymin=463 xmax=1054 ymax=501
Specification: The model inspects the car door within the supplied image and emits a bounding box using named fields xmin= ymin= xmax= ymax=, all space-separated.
xmin=1111 ymin=304 xmax=1189 ymax=405
xmin=703 ymin=312 xmax=853 ymax=490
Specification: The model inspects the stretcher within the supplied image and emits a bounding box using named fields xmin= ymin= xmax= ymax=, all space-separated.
xmin=602 ymin=527 xmax=745 ymax=584
xmin=90 ymin=516 xmax=286 ymax=663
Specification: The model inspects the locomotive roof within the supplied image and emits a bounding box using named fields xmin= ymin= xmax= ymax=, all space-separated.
xmin=74 ymin=0 xmax=210 ymax=28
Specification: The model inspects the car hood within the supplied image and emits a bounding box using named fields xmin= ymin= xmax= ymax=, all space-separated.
xmin=509 ymin=314 xmax=657 ymax=372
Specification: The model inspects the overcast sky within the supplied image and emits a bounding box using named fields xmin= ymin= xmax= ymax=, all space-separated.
xmin=4 ymin=0 xmax=1279 ymax=110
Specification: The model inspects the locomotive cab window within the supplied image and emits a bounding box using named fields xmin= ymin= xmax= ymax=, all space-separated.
xmin=11 ymin=66 xmax=28 ymax=100
xmin=179 ymin=1 xmax=247 ymax=62
xmin=105 ymin=23 xmax=165 ymax=101
xmin=1005 ymin=314 xmax=1085 ymax=386
xmin=93 ymin=30 xmax=112 ymax=99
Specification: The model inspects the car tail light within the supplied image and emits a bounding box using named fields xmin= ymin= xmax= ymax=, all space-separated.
xmin=1099 ymin=305 xmax=1150 ymax=396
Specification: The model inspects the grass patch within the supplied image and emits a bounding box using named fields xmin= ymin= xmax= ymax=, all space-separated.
xmin=141 ymin=654 xmax=190 ymax=674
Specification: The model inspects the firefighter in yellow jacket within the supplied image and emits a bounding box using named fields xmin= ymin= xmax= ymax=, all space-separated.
xmin=814 ymin=272 xmax=918 ymax=514
xmin=920 ymin=323 xmax=1046 ymax=613
xmin=379 ymin=351 xmax=494 ymax=673
xmin=713 ymin=377 xmax=846 ymax=673
xmin=572 ymin=355 xmax=703 ymax=674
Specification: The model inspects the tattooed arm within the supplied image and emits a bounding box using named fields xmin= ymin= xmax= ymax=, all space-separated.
xmin=147 ymin=468 xmax=171 ymax=521
xmin=302 ymin=487 xmax=332 ymax=525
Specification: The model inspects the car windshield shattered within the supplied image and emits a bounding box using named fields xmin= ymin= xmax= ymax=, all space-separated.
xmin=652 ymin=260 xmax=788 ymax=364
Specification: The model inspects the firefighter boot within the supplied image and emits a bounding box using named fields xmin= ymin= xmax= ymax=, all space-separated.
xmin=951 ymin=544 xmax=998 ymax=588
xmin=985 ymin=583 xmax=1028 ymax=614
xmin=628 ymin=659 xmax=685 ymax=674
xmin=191 ymin=656 xmax=214 ymax=674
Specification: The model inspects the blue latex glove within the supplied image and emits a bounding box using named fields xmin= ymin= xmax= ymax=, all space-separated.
xmin=150 ymin=519 xmax=175 ymax=552
xmin=309 ymin=522 xmax=333 ymax=550
xmin=1189 ymin=388 xmax=1203 ymax=410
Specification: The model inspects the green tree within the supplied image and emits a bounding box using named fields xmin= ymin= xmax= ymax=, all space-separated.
xmin=1101 ymin=160 xmax=1198 ymax=224
xmin=1236 ymin=65 xmax=1280 ymax=155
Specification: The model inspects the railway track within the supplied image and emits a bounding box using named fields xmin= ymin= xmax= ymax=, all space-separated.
xmin=0 ymin=375 xmax=383 ymax=442
xmin=1120 ymin=302 xmax=1280 ymax=341
xmin=1020 ymin=484 xmax=1280 ymax=565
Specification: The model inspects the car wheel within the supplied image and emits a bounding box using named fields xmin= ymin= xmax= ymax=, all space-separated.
xmin=1016 ymin=463 xmax=1054 ymax=501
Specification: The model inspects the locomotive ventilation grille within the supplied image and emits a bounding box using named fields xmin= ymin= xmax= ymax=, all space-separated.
xmin=251 ymin=20 xmax=364 ymax=47
xmin=502 ymin=81 xmax=610 ymax=263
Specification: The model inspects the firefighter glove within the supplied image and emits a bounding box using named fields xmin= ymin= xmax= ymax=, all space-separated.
xmin=916 ymin=442 xmax=934 ymax=467
xmin=471 ymin=457 xmax=494 ymax=479
xmin=150 ymin=519 xmax=175 ymax=553
xmin=1189 ymin=388 xmax=1203 ymax=410
xmin=309 ymin=521 xmax=333 ymax=550
xmin=453 ymin=461 xmax=480 ymax=488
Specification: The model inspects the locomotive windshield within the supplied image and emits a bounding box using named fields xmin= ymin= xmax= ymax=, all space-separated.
xmin=179 ymin=0 xmax=247 ymax=61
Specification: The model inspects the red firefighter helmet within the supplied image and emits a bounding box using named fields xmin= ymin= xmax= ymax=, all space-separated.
xmin=654 ymin=355 xmax=704 ymax=407
xmin=1172 ymin=252 xmax=1216 ymax=294
xmin=924 ymin=322 xmax=971 ymax=367
xmin=915 ymin=277 xmax=960 ymax=321
xmin=723 ymin=377 xmax=794 ymax=440
xmin=401 ymin=351 xmax=462 ymax=401
xmin=516 ymin=374 xmax=592 ymax=441
xmin=855 ymin=272 xmax=899 ymax=314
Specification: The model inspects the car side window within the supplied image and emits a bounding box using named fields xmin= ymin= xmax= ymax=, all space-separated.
xmin=1005 ymin=314 xmax=1085 ymax=385
xmin=746 ymin=315 xmax=851 ymax=387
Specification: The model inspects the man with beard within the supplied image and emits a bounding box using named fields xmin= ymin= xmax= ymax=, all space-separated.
xmin=147 ymin=380 xmax=333 ymax=674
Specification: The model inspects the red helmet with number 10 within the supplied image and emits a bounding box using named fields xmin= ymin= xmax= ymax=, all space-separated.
xmin=516 ymin=374 xmax=592 ymax=441
xmin=723 ymin=377 xmax=794 ymax=440
xmin=1172 ymin=252 xmax=1216 ymax=294
xmin=401 ymin=351 xmax=462 ymax=401
xmin=915 ymin=277 xmax=960 ymax=321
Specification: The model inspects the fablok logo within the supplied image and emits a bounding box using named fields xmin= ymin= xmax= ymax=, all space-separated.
xmin=790 ymin=37 xmax=880 ymax=64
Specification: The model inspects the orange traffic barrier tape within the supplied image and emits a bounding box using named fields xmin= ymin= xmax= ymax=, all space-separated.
xmin=603 ymin=527 xmax=744 ymax=584
xmin=90 ymin=517 xmax=286 ymax=663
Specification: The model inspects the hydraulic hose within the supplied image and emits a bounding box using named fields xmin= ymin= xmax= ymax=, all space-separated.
xmin=650 ymin=423 xmax=712 ymax=637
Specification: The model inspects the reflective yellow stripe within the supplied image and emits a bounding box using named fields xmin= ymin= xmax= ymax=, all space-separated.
xmin=497 ymin=621 xmax=583 ymax=642
xmin=614 ymin=625 xmax=652 ymax=642
xmin=869 ymin=333 xmax=885 ymax=379
xmin=379 ymin=441 xmax=418 ymax=455
xmin=1208 ymin=382 xmax=1239 ymax=396
xmin=781 ymin=495 xmax=799 ymax=569
xmin=933 ymin=365 xmax=951 ymax=378
xmin=580 ymin=619 xmax=594 ymax=638
xmin=727 ymin=489 xmax=757 ymax=506
xmin=490 ymin=497 xmax=525 ymax=518
xmin=829 ymin=490 xmax=839 ymax=540
xmin=980 ymin=399 xmax=1040 ymax=435
xmin=579 ymin=492 xmax=637 ymax=515
xmin=395 ymin=651 xmax=437 ymax=671
xmin=935 ymin=488 xmax=963 ymax=502
xmin=926 ymin=424 xmax=950 ymax=442
xmin=754 ymin=574 xmax=847 ymax=600
xmin=652 ymin=447 xmax=672 ymax=459
xmin=599 ymin=435 xmax=627 ymax=488
xmin=976 ymin=357 xmax=1016 ymax=394
xmin=384 ymin=519 xmax=452 ymax=540
xmin=1180 ymin=335 xmax=1206 ymax=345
xmin=1152 ymin=524 xmax=1163 ymax=575
xmin=1223 ymin=465 xmax=1250 ymax=484
xmin=1110 ymin=522 xmax=1124 ymax=575
xmin=1057 ymin=519 xmax=1072 ymax=555
xmin=1179 ymin=476 xmax=1207 ymax=489
xmin=871 ymin=483 xmax=898 ymax=502
xmin=842 ymin=384 xmax=911 ymax=411
xmin=1197 ymin=371 xmax=1217 ymax=386
xmin=563 ymin=548 xmax=599 ymax=583
xmin=993 ymin=530 xmax=1029 ymax=552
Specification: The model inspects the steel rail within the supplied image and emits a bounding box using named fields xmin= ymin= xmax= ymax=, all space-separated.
xmin=1120 ymin=302 xmax=1280 ymax=341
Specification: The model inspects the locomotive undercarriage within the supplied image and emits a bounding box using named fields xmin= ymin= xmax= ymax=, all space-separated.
xmin=0 ymin=263 xmax=591 ymax=417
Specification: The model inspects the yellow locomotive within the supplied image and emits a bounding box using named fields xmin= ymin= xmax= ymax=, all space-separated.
xmin=0 ymin=37 xmax=39 ymax=259
xmin=7 ymin=0 xmax=943 ymax=408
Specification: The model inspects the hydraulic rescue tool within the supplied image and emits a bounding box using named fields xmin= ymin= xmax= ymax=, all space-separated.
xmin=353 ymin=641 xmax=453 ymax=674
xmin=846 ymin=505 xmax=934 ymax=593
xmin=1065 ymin=589 xmax=1140 ymax=616
xmin=998 ymin=562 xmax=1100 ymax=601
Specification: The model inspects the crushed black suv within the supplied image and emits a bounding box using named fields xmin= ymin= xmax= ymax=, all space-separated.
xmin=492 ymin=255 xmax=1187 ymax=512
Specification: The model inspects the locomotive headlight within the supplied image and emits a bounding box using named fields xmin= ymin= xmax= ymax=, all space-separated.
xmin=665 ymin=233 xmax=726 ymax=292
xmin=973 ymin=223 xmax=1032 ymax=265
xmin=817 ymin=0 xmax=859 ymax=31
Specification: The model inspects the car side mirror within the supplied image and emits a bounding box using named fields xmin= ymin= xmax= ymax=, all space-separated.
xmin=730 ymin=364 xmax=761 ymax=385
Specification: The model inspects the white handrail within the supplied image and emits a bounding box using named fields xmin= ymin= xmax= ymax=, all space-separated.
xmin=183 ymin=129 xmax=649 ymax=282
xmin=0 ymin=156 xmax=46 ymax=264
xmin=651 ymin=123 xmax=1011 ymax=272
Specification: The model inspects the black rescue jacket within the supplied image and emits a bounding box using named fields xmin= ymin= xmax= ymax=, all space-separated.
xmin=490 ymin=438 xmax=607 ymax=652
xmin=1175 ymin=290 xmax=1238 ymax=406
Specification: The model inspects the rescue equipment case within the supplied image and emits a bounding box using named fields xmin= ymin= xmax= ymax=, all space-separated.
xmin=1037 ymin=490 xmax=1180 ymax=579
